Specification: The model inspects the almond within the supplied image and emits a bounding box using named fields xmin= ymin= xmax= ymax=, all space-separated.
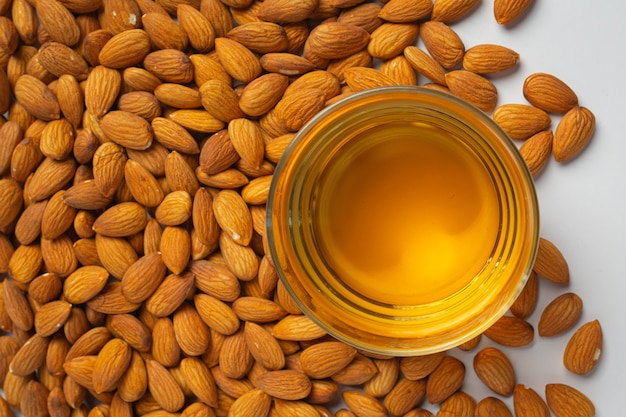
xmin=177 ymin=4 xmax=216 ymax=53
xmin=439 ymin=391 xmax=476 ymax=417
xmin=85 ymin=65 xmax=122 ymax=118
xmin=142 ymin=12 xmax=188 ymax=51
xmin=106 ymin=313 xmax=153 ymax=353
xmin=538 ymin=292 xmax=583 ymax=337
xmin=215 ymin=37 xmax=262 ymax=84
xmin=160 ymin=226 xmax=191 ymax=275
xmin=227 ymin=388 xmax=272 ymax=417
xmin=199 ymin=79 xmax=245 ymax=123
xmin=299 ymin=341 xmax=357 ymax=379
xmin=473 ymin=347 xmax=516 ymax=396
xmin=563 ymin=319 xmax=602 ymax=375
xmin=119 ymin=252 xmax=166 ymax=304
xmin=463 ymin=44 xmax=520 ymax=74
xmin=493 ymin=104 xmax=551 ymax=140
xmin=475 ymin=396 xmax=513 ymax=417
xmin=383 ymin=377 xmax=426 ymax=416
xmin=379 ymin=0 xmax=433 ymax=23
xmin=98 ymin=29 xmax=152 ymax=69
xmin=37 ymin=41 xmax=89 ymax=80
xmin=380 ymin=55 xmax=418 ymax=86
xmin=2 ymin=277 xmax=34 ymax=331
xmin=519 ymin=131 xmax=553 ymax=177
xmin=92 ymin=202 xmax=148 ymax=237
xmin=553 ymin=106 xmax=595 ymax=162
xmin=523 ymin=72 xmax=579 ymax=113
xmin=100 ymin=110 xmax=153 ymax=150
xmin=180 ymin=357 xmax=218 ymax=407
xmin=545 ymin=383 xmax=595 ymax=417
xmin=404 ymin=46 xmax=447 ymax=86
xmin=331 ymin=354 xmax=379 ymax=386
xmin=257 ymin=0 xmax=319 ymax=23
xmin=9 ymin=333 xmax=49 ymax=376
xmin=92 ymin=337 xmax=132 ymax=393
xmin=363 ymin=358 xmax=399 ymax=397
xmin=36 ymin=0 xmax=80 ymax=46
xmin=305 ymin=22 xmax=370 ymax=60
xmin=34 ymin=299 xmax=72 ymax=337
xmin=425 ymin=356 xmax=465 ymax=404
xmin=431 ymin=0 xmax=480 ymax=23
xmin=168 ymin=109 xmax=225 ymax=133
xmin=151 ymin=317 xmax=181 ymax=368
xmin=152 ymin=117 xmax=200 ymax=154
xmin=238 ymin=73 xmax=289 ymax=117
xmin=143 ymin=49 xmax=194 ymax=84
xmin=228 ymin=22 xmax=289 ymax=54
xmin=513 ymin=384 xmax=550 ymax=417
xmin=533 ymin=237 xmax=569 ymax=284
xmin=173 ymin=302 xmax=211 ymax=356
xmin=445 ymin=70 xmax=498 ymax=112
xmin=154 ymin=190 xmax=192 ymax=226
xmin=494 ymin=0 xmax=532 ymax=24
xmin=272 ymin=314 xmax=327 ymax=341
xmin=400 ymin=352 xmax=445 ymax=380
xmin=510 ymin=271 xmax=539 ymax=319
xmin=232 ymin=296 xmax=287 ymax=323
xmin=14 ymin=74 xmax=60 ymax=121
xmin=343 ymin=390 xmax=388 ymax=417
xmin=56 ymin=74 xmax=84 ymax=128
xmin=368 ymin=22 xmax=420 ymax=60
xmin=483 ymin=315 xmax=534 ymax=347
xmin=146 ymin=359 xmax=185 ymax=412
xmin=420 ymin=21 xmax=465 ymax=69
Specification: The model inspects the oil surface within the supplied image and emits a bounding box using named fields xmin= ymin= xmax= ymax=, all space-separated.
xmin=315 ymin=122 xmax=500 ymax=305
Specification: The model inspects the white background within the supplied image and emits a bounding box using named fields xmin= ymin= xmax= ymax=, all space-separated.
xmin=420 ymin=0 xmax=626 ymax=415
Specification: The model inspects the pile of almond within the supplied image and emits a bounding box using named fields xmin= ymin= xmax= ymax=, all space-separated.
xmin=0 ymin=0 xmax=600 ymax=416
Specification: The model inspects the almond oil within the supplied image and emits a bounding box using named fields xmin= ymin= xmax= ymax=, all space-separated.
xmin=314 ymin=122 xmax=500 ymax=305
xmin=268 ymin=87 xmax=539 ymax=355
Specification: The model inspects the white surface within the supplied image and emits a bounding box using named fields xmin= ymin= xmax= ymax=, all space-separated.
xmin=418 ymin=0 xmax=626 ymax=415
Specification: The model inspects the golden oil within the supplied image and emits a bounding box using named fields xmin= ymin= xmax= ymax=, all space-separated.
xmin=314 ymin=122 xmax=500 ymax=305
xmin=268 ymin=87 xmax=539 ymax=355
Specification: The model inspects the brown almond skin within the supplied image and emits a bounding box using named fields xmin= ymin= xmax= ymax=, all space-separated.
xmin=473 ymin=347 xmax=516 ymax=396
xmin=563 ymin=320 xmax=603 ymax=375
xmin=533 ymin=237 xmax=569 ymax=284
xmin=545 ymin=383 xmax=595 ymax=417
xmin=523 ymin=72 xmax=579 ymax=113
xmin=553 ymin=106 xmax=595 ymax=162
xmin=513 ymin=384 xmax=550 ymax=417
xmin=538 ymin=292 xmax=583 ymax=337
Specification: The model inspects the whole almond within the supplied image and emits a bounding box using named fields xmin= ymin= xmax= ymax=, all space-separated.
xmin=519 ymin=131 xmax=553 ymax=177
xmin=3 ymin=278 xmax=34 ymax=331
xmin=432 ymin=0 xmax=480 ymax=23
xmin=304 ymin=22 xmax=370 ymax=60
xmin=199 ymin=79 xmax=244 ymax=123
xmin=180 ymin=357 xmax=218 ymax=407
xmin=463 ymin=44 xmax=520 ymax=74
xmin=228 ymin=22 xmax=289 ymax=54
xmin=168 ymin=109 xmax=225 ymax=133
xmin=160 ymin=226 xmax=191 ymax=275
xmin=63 ymin=265 xmax=109 ymax=304
xmin=445 ymin=70 xmax=497 ymax=112
xmin=343 ymin=390 xmax=388 ymax=417
xmin=426 ymin=356 xmax=465 ymax=403
xmin=380 ymin=55 xmax=418 ymax=86
xmin=34 ymin=299 xmax=72 ymax=337
xmin=494 ymin=0 xmax=532 ymax=24
xmin=493 ymin=104 xmax=551 ymax=140
xmin=120 ymin=252 xmax=167 ymax=304
xmin=538 ymin=292 xmax=583 ymax=337
xmin=0 ymin=178 xmax=24 ymax=234
xmin=227 ymin=388 xmax=272 ymax=417
xmin=510 ymin=271 xmax=539 ymax=319
xmin=142 ymin=12 xmax=188 ymax=51
xmin=154 ymin=83 xmax=201 ymax=110
xmin=244 ymin=321 xmax=285 ymax=370
xmin=98 ymin=29 xmax=152 ymax=69
xmin=420 ymin=21 xmax=465 ymax=69
xmin=383 ymin=377 xmax=427 ymax=416
xmin=118 ymin=91 xmax=162 ymax=121
xmin=173 ymin=302 xmax=211 ymax=356
xmin=8 ymin=242 xmax=42 ymax=286
xmin=533 ymin=237 xmax=569 ymax=284
xmin=194 ymin=293 xmax=240 ymax=336
xmin=404 ymin=46 xmax=448 ymax=86
xmin=473 ymin=347 xmax=516 ymax=396
xmin=363 ymin=358 xmax=400 ymax=398
xmin=275 ymin=87 xmax=326 ymax=131
xmin=14 ymin=74 xmax=60 ymax=121
xmin=37 ymin=41 xmax=89 ymax=80
xmin=368 ymin=22 xmax=420 ymax=60
xmin=553 ymin=106 xmax=595 ymax=162
xmin=124 ymin=159 xmax=165 ymax=208
xmin=300 ymin=341 xmax=357 ymax=379
xmin=272 ymin=314 xmax=327 ymax=341
xmin=215 ymin=37 xmax=262 ymax=84
xmin=212 ymin=189 xmax=254 ymax=246
xmin=232 ymin=296 xmax=287 ymax=323
xmin=563 ymin=319 xmax=602 ymax=375
xmin=177 ymin=4 xmax=216 ymax=53
xmin=439 ymin=391 xmax=476 ymax=417
xmin=513 ymin=384 xmax=550 ymax=417
xmin=152 ymin=117 xmax=200 ymax=154
xmin=85 ymin=65 xmax=122 ymax=118
xmin=36 ymin=0 xmax=80 ymax=46
xmin=56 ymin=74 xmax=84 ymax=128
xmin=545 ymin=383 xmax=595 ymax=417
xmin=143 ymin=49 xmax=194 ymax=84
xmin=9 ymin=333 xmax=49 ymax=376
xmin=238 ymin=73 xmax=289 ymax=117
xmin=27 ymin=272 xmax=62 ymax=305
xmin=475 ymin=396 xmax=513 ymax=417
xmin=92 ymin=202 xmax=148 ymax=237
xmin=523 ymin=72 xmax=579 ymax=113
xmin=100 ymin=110 xmax=153 ymax=150
xmin=256 ymin=0 xmax=318 ymax=23
xmin=379 ymin=0 xmax=433 ymax=23
xmin=92 ymin=337 xmax=132 ymax=393
xmin=483 ymin=315 xmax=534 ymax=347
xmin=101 ymin=0 xmax=142 ymax=34
xmin=146 ymin=359 xmax=185 ymax=412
